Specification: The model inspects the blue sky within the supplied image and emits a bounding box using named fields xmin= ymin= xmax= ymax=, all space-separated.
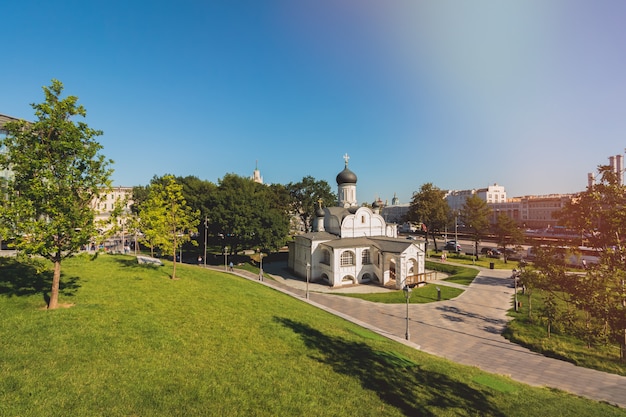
xmin=2 ymin=0 xmax=625 ymax=204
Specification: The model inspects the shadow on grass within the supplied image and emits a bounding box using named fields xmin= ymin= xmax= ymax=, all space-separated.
xmin=275 ymin=317 xmax=504 ymax=417
xmin=0 ymin=257 xmax=81 ymax=303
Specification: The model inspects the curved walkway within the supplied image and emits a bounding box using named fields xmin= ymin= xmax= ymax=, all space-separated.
xmin=217 ymin=262 xmax=626 ymax=408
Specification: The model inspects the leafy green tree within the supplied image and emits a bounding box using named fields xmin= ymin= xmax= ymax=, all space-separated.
xmin=493 ymin=212 xmax=523 ymax=263
xmin=460 ymin=194 xmax=491 ymax=259
xmin=136 ymin=190 xmax=167 ymax=257
xmin=131 ymin=184 xmax=150 ymax=215
xmin=139 ymin=176 xmax=199 ymax=279
xmin=174 ymin=175 xmax=216 ymax=252
xmin=208 ymin=174 xmax=290 ymax=254
xmin=556 ymin=164 xmax=626 ymax=360
xmin=406 ymin=183 xmax=449 ymax=251
xmin=0 ymin=80 xmax=114 ymax=309
xmin=287 ymin=176 xmax=336 ymax=233
xmin=175 ymin=175 xmax=216 ymax=217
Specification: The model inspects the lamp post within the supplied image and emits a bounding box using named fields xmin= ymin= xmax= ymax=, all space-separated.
xmin=513 ymin=268 xmax=519 ymax=312
xmin=258 ymin=249 xmax=263 ymax=281
xmin=306 ymin=262 xmax=310 ymax=299
xmin=203 ymin=216 xmax=208 ymax=266
xmin=224 ymin=246 xmax=228 ymax=271
xmin=455 ymin=212 xmax=458 ymax=249
xmin=403 ymin=285 xmax=412 ymax=340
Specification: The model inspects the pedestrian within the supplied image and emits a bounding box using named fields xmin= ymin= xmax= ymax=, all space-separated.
xmin=229 ymin=261 xmax=233 ymax=271
xmin=198 ymin=256 xmax=202 ymax=265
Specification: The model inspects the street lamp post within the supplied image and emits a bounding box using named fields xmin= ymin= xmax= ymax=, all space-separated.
xmin=455 ymin=212 xmax=458 ymax=251
xmin=403 ymin=285 xmax=412 ymax=340
xmin=306 ymin=262 xmax=310 ymax=299
xmin=224 ymin=246 xmax=228 ymax=271
xmin=513 ymin=268 xmax=519 ymax=312
xmin=258 ymin=249 xmax=263 ymax=281
xmin=203 ymin=216 xmax=208 ymax=266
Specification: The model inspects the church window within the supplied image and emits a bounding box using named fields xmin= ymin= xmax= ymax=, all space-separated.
xmin=340 ymin=251 xmax=355 ymax=266
xmin=361 ymin=215 xmax=365 ymax=223
xmin=362 ymin=249 xmax=371 ymax=264
xmin=321 ymin=249 xmax=331 ymax=265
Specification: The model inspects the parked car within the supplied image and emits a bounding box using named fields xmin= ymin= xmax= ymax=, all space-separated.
xmin=497 ymin=247 xmax=523 ymax=260
xmin=480 ymin=247 xmax=501 ymax=258
xmin=444 ymin=241 xmax=461 ymax=252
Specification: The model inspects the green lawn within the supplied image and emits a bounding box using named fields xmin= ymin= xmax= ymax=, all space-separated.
xmin=1 ymin=254 xmax=624 ymax=416
xmin=504 ymin=289 xmax=626 ymax=377
xmin=431 ymin=251 xmax=522 ymax=270
xmin=336 ymin=262 xmax=476 ymax=304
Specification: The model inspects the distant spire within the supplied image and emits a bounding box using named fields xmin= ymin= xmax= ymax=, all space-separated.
xmin=252 ymin=161 xmax=263 ymax=184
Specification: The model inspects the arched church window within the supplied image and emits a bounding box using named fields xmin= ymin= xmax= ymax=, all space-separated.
xmin=340 ymin=251 xmax=355 ymax=266
xmin=362 ymin=249 xmax=371 ymax=264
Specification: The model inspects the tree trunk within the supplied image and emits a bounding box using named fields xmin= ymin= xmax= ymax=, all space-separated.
xmin=48 ymin=259 xmax=61 ymax=309
xmin=171 ymin=235 xmax=177 ymax=280
xmin=430 ymin=231 xmax=438 ymax=251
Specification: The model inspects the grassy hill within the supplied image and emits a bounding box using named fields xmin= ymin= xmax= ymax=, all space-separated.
xmin=0 ymin=254 xmax=623 ymax=416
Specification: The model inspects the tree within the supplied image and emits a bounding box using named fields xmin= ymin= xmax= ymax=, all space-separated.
xmin=460 ymin=194 xmax=491 ymax=260
xmin=0 ymin=80 xmax=114 ymax=309
xmin=174 ymin=175 xmax=216 ymax=252
xmin=208 ymin=174 xmax=290 ymax=254
xmin=287 ymin=176 xmax=336 ymax=233
xmin=406 ymin=183 xmax=449 ymax=251
xmin=558 ymin=164 xmax=626 ymax=360
xmin=136 ymin=189 xmax=167 ymax=257
xmin=139 ymin=176 xmax=199 ymax=279
xmin=493 ymin=212 xmax=523 ymax=263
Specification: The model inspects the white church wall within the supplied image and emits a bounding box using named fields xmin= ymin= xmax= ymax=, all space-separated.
xmin=340 ymin=207 xmax=386 ymax=238
xmin=292 ymin=236 xmax=312 ymax=279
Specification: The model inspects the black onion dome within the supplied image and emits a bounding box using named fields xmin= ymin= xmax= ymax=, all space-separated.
xmin=336 ymin=167 xmax=357 ymax=185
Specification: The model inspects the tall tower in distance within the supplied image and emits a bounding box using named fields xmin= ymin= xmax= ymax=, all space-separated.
xmin=589 ymin=153 xmax=624 ymax=187
xmin=609 ymin=154 xmax=624 ymax=186
xmin=252 ymin=160 xmax=263 ymax=184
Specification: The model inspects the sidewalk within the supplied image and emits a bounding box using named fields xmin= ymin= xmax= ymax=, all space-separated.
xmin=212 ymin=262 xmax=626 ymax=408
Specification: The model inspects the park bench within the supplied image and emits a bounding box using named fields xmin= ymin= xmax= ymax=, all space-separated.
xmin=137 ymin=255 xmax=163 ymax=266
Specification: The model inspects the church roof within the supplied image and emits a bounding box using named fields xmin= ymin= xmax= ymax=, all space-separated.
xmin=0 ymin=113 xmax=21 ymax=131
xmin=325 ymin=206 xmax=351 ymax=222
xmin=319 ymin=236 xmax=421 ymax=254
xmin=369 ymin=237 xmax=421 ymax=253
xmin=298 ymin=231 xmax=338 ymax=240
xmin=321 ymin=237 xmax=371 ymax=249
xmin=336 ymin=166 xmax=357 ymax=184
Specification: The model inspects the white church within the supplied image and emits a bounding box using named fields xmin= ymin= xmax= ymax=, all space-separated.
xmin=288 ymin=155 xmax=426 ymax=289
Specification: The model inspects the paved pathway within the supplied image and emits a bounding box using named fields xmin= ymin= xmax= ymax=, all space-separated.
xmin=214 ymin=262 xmax=626 ymax=409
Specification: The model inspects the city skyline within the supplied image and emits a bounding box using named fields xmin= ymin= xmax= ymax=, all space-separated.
xmin=1 ymin=1 xmax=625 ymax=203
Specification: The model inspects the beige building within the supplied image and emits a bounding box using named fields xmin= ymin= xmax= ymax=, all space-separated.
xmin=445 ymin=184 xmax=507 ymax=212
xmin=489 ymin=194 xmax=574 ymax=229
xmin=0 ymin=113 xmax=21 ymax=185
